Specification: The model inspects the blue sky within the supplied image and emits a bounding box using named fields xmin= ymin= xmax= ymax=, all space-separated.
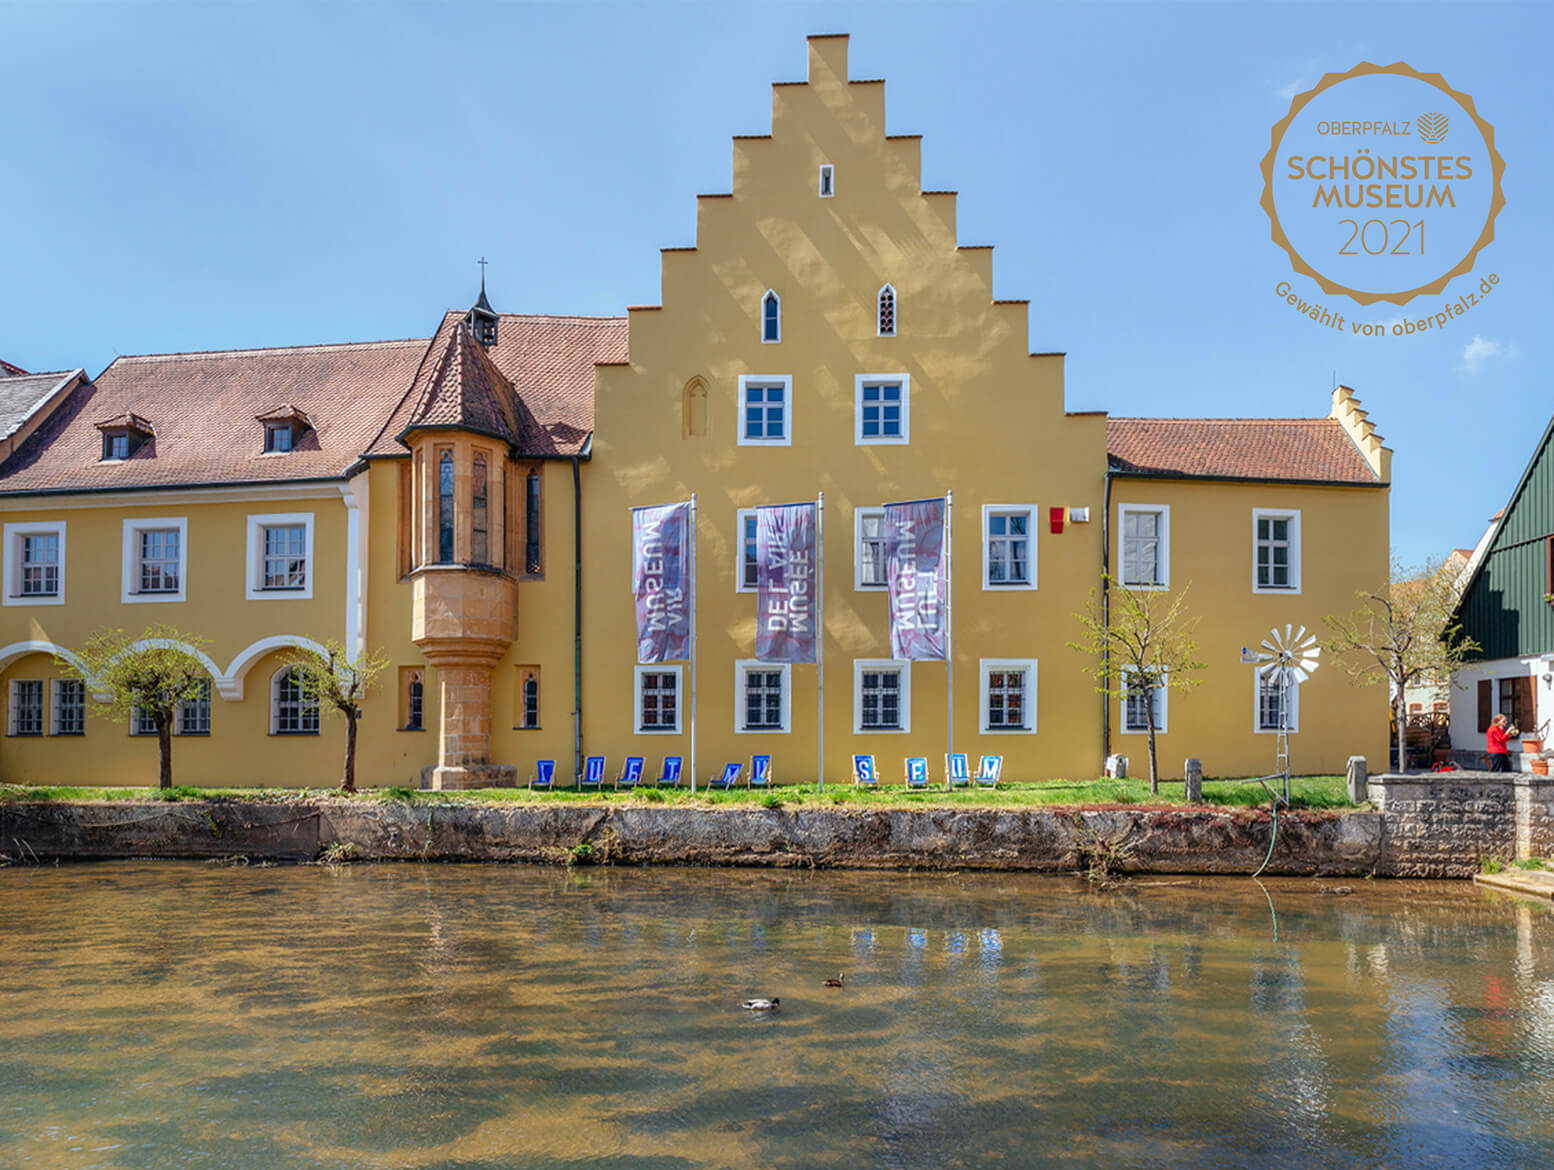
xmin=2 ymin=1 xmax=1547 ymax=568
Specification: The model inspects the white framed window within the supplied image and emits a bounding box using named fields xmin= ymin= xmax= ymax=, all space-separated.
xmin=982 ymin=505 xmax=1037 ymax=590
xmin=855 ymin=507 xmax=887 ymax=591
xmin=7 ymin=679 xmax=43 ymax=736
xmin=1117 ymin=504 xmax=1169 ymax=589
xmin=271 ymin=666 xmax=320 ymax=735
xmin=761 ymin=289 xmax=781 ymax=343
xmin=51 ymin=679 xmax=85 ymax=736
xmin=178 ymin=678 xmax=212 ymax=736
xmin=735 ymin=508 xmax=758 ymax=592
xmin=853 ymin=659 xmax=910 ymax=733
xmin=634 ymin=666 xmax=682 ymax=734
xmin=737 ymin=375 xmax=792 ymax=447
xmin=980 ymin=659 xmax=1038 ymax=734
xmin=735 ymin=660 xmax=791 ymax=733
xmin=1119 ymin=669 xmax=1168 ymax=734
xmin=1255 ymin=671 xmax=1300 ymax=733
xmin=818 ymin=164 xmax=834 ymax=197
xmin=3 ymin=520 xmax=66 ymax=606
xmin=1252 ymin=508 xmax=1301 ymax=593
xmin=877 ymin=283 xmax=896 ymax=337
xmin=121 ymin=517 xmax=188 ymax=603
xmin=854 ymin=374 xmax=909 ymax=445
xmin=130 ymin=706 xmax=159 ymax=736
xmin=246 ymin=512 xmax=315 ymax=600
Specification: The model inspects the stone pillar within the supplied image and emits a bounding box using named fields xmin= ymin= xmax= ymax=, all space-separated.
xmin=1184 ymin=758 xmax=1203 ymax=803
xmin=1514 ymin=774 xmax=1554 ymax=861
xmin=1347 ymin=756 xmax=1367 ymax=804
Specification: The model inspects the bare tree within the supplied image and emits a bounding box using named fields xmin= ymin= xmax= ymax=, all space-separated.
xmin=1071 ymin=578 xmax=1207 ymax=790
xmin=61 ymin=626 xmax=211 ymax=791
xmin=285 ymin=641 xmax=389 ymax=793
xmin=1323 ymin=558 xmax=1479 ymax=773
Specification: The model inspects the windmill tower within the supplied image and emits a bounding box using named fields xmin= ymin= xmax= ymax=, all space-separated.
xmin=1245 ymin=625 xmax=1321 ymax=803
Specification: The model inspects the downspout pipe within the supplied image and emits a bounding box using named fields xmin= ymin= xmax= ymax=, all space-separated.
xmin=572 ymin=451 xmax=584 ymax=784
xmin=1101 ymin=466 xmax=1113 ymax=761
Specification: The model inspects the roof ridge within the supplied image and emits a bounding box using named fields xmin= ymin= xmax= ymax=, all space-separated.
xmin=1108 ymin=416 xmax=1332 ymax=424
xmin=0 ymin=368 xmax=79 ymax=381
xmin=112 ymin=338 xmax=430 ymax=363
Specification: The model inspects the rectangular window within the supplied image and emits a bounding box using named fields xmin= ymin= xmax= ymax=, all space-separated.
xmin=1120 ymin=670 xmax=1168 ymax=734
xmin=51 ymin=679 xmax=85 ymax=735
xmin=4 ymin=521 xmax=66 ymax=606
xmin=131 ymin=706 xmax=159 ymax=736
xmin=1498 ymin=676 xmax=1534 ymax=732
xmin=736 ymin=660 xmax=790 ymax=733
xmin=122 ymin=517 xmax=188 ymax=603
xmin=273 ymin=668 xmax=320 ymax=735
xmin=264 ymin=423 xmax=293 ymax=453
xmin=516 ymin=665 xmax=540 ymax=729
xmin=854 ymin=660 xmax=909 ymax=733
xmin=1253 ymin=509 xmax=1301 ymax=593
xmin=736 ymin=509 xmax=758 ymax=592
xmin=471 ymin=451 xmax=490 ymax=566
xmin=983 ymin=505 xmax=1037 ymax=590
xmin=854 ymin=374 xmax=910 ymax=445
xmin=737 ymin=376 xmax=792 ymax=447
xmin=855 ymin=507 xmax=886 ymax=590
xmin=8 ymin=679 xmax=43 ymax=736
xmin=1256 ymin=671 xmax=1300 ymax=733
xmin=103 ymin=432 xmax=130 ymax=461
xmin=1118 ymin=504 xmax=1169 ymax=588
xmin=634 ymin=666 xmax=682 ymax=734
xmin=246 ymin=513 xmax=315 ymax=601
xmin=177 ymin=679 xmax=212 ymax=735
xmin=138 ymin=529 xmax=180 ymax=593
xmin=980 ymin=659 xmax=1037 ymax=734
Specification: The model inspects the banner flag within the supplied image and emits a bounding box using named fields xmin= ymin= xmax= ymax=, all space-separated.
xmin=884 ymin=497 xmax=948 ymax=661
xmin=632 ymin=502 xmax=693 ymax=663
xmin=755 ymin=503 xmax=818 ymax=663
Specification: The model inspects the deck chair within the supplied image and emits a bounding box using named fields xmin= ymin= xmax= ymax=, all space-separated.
xmin=615 ymin=756 xmax=645 ymax=791
xmin=708 ymin=762 xmax=743 ymax=790
xmin=652 ymin=756 xmax=684 ymax=788
xmin=945 ymin=752 xmax=970 ymax=789
xmin=578 ymin=755 xmax=606 ymax=792
xmin=852 ymin=754 xmax=879 ymax=787
xmin=905 ymin=756 xmax=930 ymax=789
xmin=974 ymin=755 xmax=1003 ymax=788
xmin=529 ymin=759 xmax=556 ymax=790
xmin=749 ymin=754 xmax=773 ymax=789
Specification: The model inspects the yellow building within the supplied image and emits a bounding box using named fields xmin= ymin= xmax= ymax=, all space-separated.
xmin=0 ymin=35 xmax=1390 ymax=788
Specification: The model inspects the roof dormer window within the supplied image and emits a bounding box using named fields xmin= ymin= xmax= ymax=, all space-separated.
xmin=255 ymin=404 xmax=313 ymax=454
xmin=95 ymin=413 xmax=154 ymax=462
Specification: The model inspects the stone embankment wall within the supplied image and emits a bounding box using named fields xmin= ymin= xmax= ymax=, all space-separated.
xmin=1 ymin=772 xmax=1549 ymax=877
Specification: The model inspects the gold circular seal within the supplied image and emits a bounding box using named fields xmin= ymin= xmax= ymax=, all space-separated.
xmin=1260 ymin=62 xmax=1506 ymax=307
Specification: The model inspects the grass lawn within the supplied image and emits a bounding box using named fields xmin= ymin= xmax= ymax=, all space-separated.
xmin=0 ymin=775 xmax=1354 ymax=810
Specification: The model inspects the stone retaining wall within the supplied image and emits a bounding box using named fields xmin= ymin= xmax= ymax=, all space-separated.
xmin=2 ymin=774 xmax=1546 ymax=877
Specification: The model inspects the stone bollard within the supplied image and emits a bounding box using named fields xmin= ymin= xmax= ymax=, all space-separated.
xmin=1347 ymin=755 xmax=1367 ymax=803
xmin=1184 ymin=758 xmax=1203 ymax=803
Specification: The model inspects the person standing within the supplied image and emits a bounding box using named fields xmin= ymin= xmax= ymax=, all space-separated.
xmin=1487 ymin=712 xmax=1520 ymax=772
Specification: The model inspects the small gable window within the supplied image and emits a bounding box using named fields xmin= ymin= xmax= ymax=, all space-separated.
xmin=819 ymin=164 xmax=834 ymax=197
xmin=878 ymin=284 xmax=896 ymax=338
xmin=264 ymin=423 xmax=293 ymax=453
xmin=762 ymin=290 xmax=781 ymax=344
xmin=256 ymin=404 xmax=312 ymax=454
xmin=95 ymin=413 xmax=154 ymax=461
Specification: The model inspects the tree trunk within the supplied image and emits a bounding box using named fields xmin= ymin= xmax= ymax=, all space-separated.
xmin=1146 ymin=714 xmax=1159 ymax=794
xmin=342 ymin=711 xmax=358 ymax=794
xmin=157 ymin=717 xmax=173 ymax=791
xmin=1395 ymin=691 xmax=1408 ymax=775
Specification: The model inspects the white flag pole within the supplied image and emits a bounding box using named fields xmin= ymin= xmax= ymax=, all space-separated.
xmin=945 ymin=489 xmax=954 ymax=772
xmin=689 ymin=493 xmax=698 ymax=795
xmin=816 ymin=491 xmax=825 ymax=794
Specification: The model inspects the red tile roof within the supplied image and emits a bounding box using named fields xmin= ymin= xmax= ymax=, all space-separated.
xmin=1106 ymin=418 xmax=1380 ymax=485
xmin=400 ymin=316 xmax=522 ymax=444
xmin=367 ymin=312 xmax=627 ymax=459
xmin=0 ymin=339 xmax=427 ymax=494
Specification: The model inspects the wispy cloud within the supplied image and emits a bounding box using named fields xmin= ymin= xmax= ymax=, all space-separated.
xmin=1277 ymin=79 xmax=1307 ymax=101
xmin=1459 ymin=335 xmax=1516 ymax=375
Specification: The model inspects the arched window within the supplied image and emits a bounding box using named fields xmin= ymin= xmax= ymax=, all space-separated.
xmin=762 ymin=290 xmax=781 ymax=343
xmin=471 ymin=451 xmax=489 ymax=565
xmin=408 ymin=673 xmax=423 ymax=730
xmin=437 ymin=450 xmax=454 ymax=563
xmin=683 ymin=376 xmax=708 ymax=438
xmin=522 ymin=673 xmax=539 ymax=728
xmin=271 ymin=667 xmax=319 ymax=735
xmin=524 ymin=469 xmax=542 ymax=574
xmin=877 ymin=284 xmax=896 ymax=337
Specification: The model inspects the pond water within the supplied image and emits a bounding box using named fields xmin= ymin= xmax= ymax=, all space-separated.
xmin=1 ymin=864 xmax=1551 ymax=1169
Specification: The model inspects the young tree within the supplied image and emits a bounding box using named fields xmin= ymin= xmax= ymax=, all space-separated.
xmin=62 ymin=626 xmax=212 ymax=791
xmin=1070 ymin=578 xmax=1208 ymax=791
xmin=1323 ymin=558 xmax=1479 ymax=774
xmin=286 ymin=641 xmax=389 ymax=793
